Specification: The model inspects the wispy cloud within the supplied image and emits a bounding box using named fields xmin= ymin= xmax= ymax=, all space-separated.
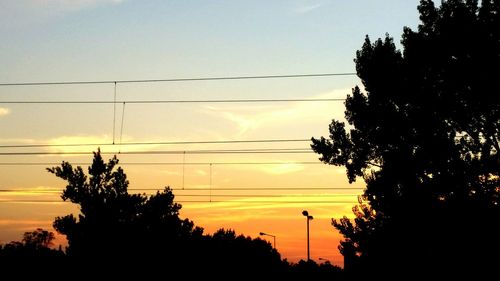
xmin=46 ymin=134 xmax=163 ymax=154
xmin=0 ymin=219 xmax=53 ymax=227
xmin=261 ymin=163 xmax=305 ymax=175
xmin=0 ymin=107 xmax=11 ymax=117
xmin=195 ymin=169 xmax=208 ymax=176
xmin=293 ymin=3 xmax=323 ymax=15
xmin=202 ymin=89 xmax=349 ymax=137
xmin=160 ymin=170 xmax=181 ymax=176
xmin=183 ymin=194 xmax=358 ymax=212
xmin=34 ymin=0 xmax=125 ymax=10
xmin=1 ymin=0 xmax=127 ymax=29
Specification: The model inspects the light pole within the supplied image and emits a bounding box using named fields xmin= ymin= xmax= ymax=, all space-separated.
xmin=302 ymin=210 xmax=313 ymax=261
xmin=259 ymin=232 xmax=276 ymax=249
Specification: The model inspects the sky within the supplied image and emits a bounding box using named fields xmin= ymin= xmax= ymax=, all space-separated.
xmin=0 ymin=0 xmax=421 ymax=266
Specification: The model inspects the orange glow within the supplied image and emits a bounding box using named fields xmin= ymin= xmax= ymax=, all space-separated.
xmin=0 ymin=89 xmax=364 ymax=266
xmin=0 ymin=156 xmax=364 ymax=266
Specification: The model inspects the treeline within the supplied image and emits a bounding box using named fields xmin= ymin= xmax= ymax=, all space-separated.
xmin=0 ymin=151 xmax=344 ymax=279
xmin=0 ymin=228 xmax=343 ymax=279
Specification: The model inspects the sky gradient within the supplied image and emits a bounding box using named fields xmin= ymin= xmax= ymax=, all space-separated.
xmin=0 ymin=0 xmax=421 ymax=265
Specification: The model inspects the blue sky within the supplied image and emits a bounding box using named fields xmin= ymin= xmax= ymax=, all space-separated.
xmin=1 ymin=0 xmax=420 ymax=82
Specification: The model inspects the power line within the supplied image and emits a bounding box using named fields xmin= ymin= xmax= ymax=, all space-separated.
xmin=0 ymin=73 xmax=356 ymax=86
xmin=170 ymin=187 xmax=361 ymax=191
xmin=0 ymin=190 xmax=360 ymax=197
xmin=0 ymin=138 xmax=310 ymax=149
xmin=0 ymin=148 xmax=313 ymax=156
xmin=0 ymin=98 xmax=345 ymax=104
xmin=0 ymin=199 xmax=357 ymax=204
xmin=0 ymin=161 xmax=323 ymax=166
xmin=153 ymin=194 xmax=359 ymax=197
xmin=0 ymin=187 xmax=362 ymax=192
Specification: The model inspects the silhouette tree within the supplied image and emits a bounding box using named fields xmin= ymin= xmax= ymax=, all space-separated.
xmin=287 ymin=259 xmax=344 ymax=280
xmin=312 ymin=0 xmax=499 ymax=276
xmin=0 ymin=228 xmax=65 ymax=274
xmin=22 ymin=228 xmax=56 ymax=249
xmin=200 ymin=228 xmax=286 ymax=277
xmin=46 ymin=150 xmax=292 ymax=278
xmin=47 ymin=149 xmax=203 ymax=273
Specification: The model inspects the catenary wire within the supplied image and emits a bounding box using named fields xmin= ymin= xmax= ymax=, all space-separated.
xmin=0 ymin=193 xmax=360 ymax=197
xmin=0 ymin=148 xmax=313 ymax=156
xmin=0 ymin=138 xmax=311 ymax=149
xmin=0 ymin=187 xmax=362 ymax=192
xmin=0 ymin=161 xmax=323 ymax=166
xmin=0 ymin=98 xmax=346 ymax=104
xmin=0 ymin=199 xmax=358 ymax=204
xmin=0 ymin=73 xmax=357 ymax=86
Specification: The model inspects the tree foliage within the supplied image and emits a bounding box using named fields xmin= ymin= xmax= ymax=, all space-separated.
xmin=47 ymin=149 xmax=202 ymax=262
xmin=312 ymin=0 xmax=499 ymax=275
xmin=22 ymin=228 xmax=56 ymax=249
xmin=46 ymin=150 xmax=288 ymax=278
xmin=0 ymin=228 xmax=64 ymax=272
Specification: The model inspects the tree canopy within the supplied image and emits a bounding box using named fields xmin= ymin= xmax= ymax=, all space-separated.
xmin=47 ymin=149 xmax=202 ymax=261
xmin=0 ymin=228 xmax=64 ymax=274
xmin=46 ymin=150 xmax=288 ymax=278
xmin=312 ymin=0 xmax=499 ymax=276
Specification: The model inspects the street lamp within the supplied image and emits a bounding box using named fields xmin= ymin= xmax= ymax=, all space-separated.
xmin=302 ymin=210 xmax=313 ymax=261
xmin=259 ymin=232 xmax=276 ymax=249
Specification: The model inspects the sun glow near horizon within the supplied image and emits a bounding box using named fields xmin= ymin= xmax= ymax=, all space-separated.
xmin=0 ymin=0 xmax=422 ymax=267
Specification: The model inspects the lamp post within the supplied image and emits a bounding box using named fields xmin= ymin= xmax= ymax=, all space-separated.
xmin=302 ymin=210 xmax=313 ymax=261
xmin=259 ymin=232 xmax=276 ymax=249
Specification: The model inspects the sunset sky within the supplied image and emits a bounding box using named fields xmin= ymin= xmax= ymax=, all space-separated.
xmin=0 ymin=0 xmax=420 ymax=265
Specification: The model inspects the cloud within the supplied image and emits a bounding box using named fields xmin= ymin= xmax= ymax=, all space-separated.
xmin=202 ymin=88 xmax=349 ymax=137
xmin=29 ymin=0 xmax=126 ymax=16
xmin=0 ymin=219 xmax=53 ymax=227
xmin=46 ymin=135 xmax=112 ymax=154
xmin=0 ymin=0 xmax=126 ymax=30
xmin=45 ymin=134 xmax=164 ymax=154
xmin=293 ymin=3 xmax=323 ymax=15
xmin=34 ymin=0 xmax=125 ymax=10
xmin=261 ymin=163 xmax=305 ymax=175
xmin=0 ymin=107 xmax=11 ymax=117
xmin=195 ymin=169 xmax=208 ymax=176
xmin=160 ymin=170 xmax=181 ymax=176
xmin=183 ymin=194 xmax=358 ymax=212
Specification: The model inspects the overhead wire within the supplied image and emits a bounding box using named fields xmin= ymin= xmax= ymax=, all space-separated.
xmin=0 ymin=187 xmax=362 ymax=192
xmin=0 ymin=72 xmax=356 ymax=86
xmin=0 ymin=188 xmax=362 ymax=204
xmin=0 ymin=72 xmax=360 ymax=205
xmin=0 ymin=199 xmax=358 ymax=204
xmin=0 ymin=148 xmax=314 ymax=156
xmin=0 ymin=193 xmax=360 ymax=198
xmin=0 ymin=138 xmax=311 ymax=149
xmin=0 ymin=161 xmax=324 ymax=166
xmin=0 ymin=98 xmax=345 ymax=104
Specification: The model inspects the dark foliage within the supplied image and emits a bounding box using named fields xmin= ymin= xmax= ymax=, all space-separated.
xmin=47 ymin=150 xmax=202 ymax=264
xmin=312 ymin=0 xmax=499 ymax=277
xmin=44 ymin=150 xmax=289 ymax=278
xmin=0 ymin=229 xmax=65 ymax=274
xmin=1 ymin=153 xmax=347 ymax=279
xmin=287 ymin=259 xmax=345 ymax=280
